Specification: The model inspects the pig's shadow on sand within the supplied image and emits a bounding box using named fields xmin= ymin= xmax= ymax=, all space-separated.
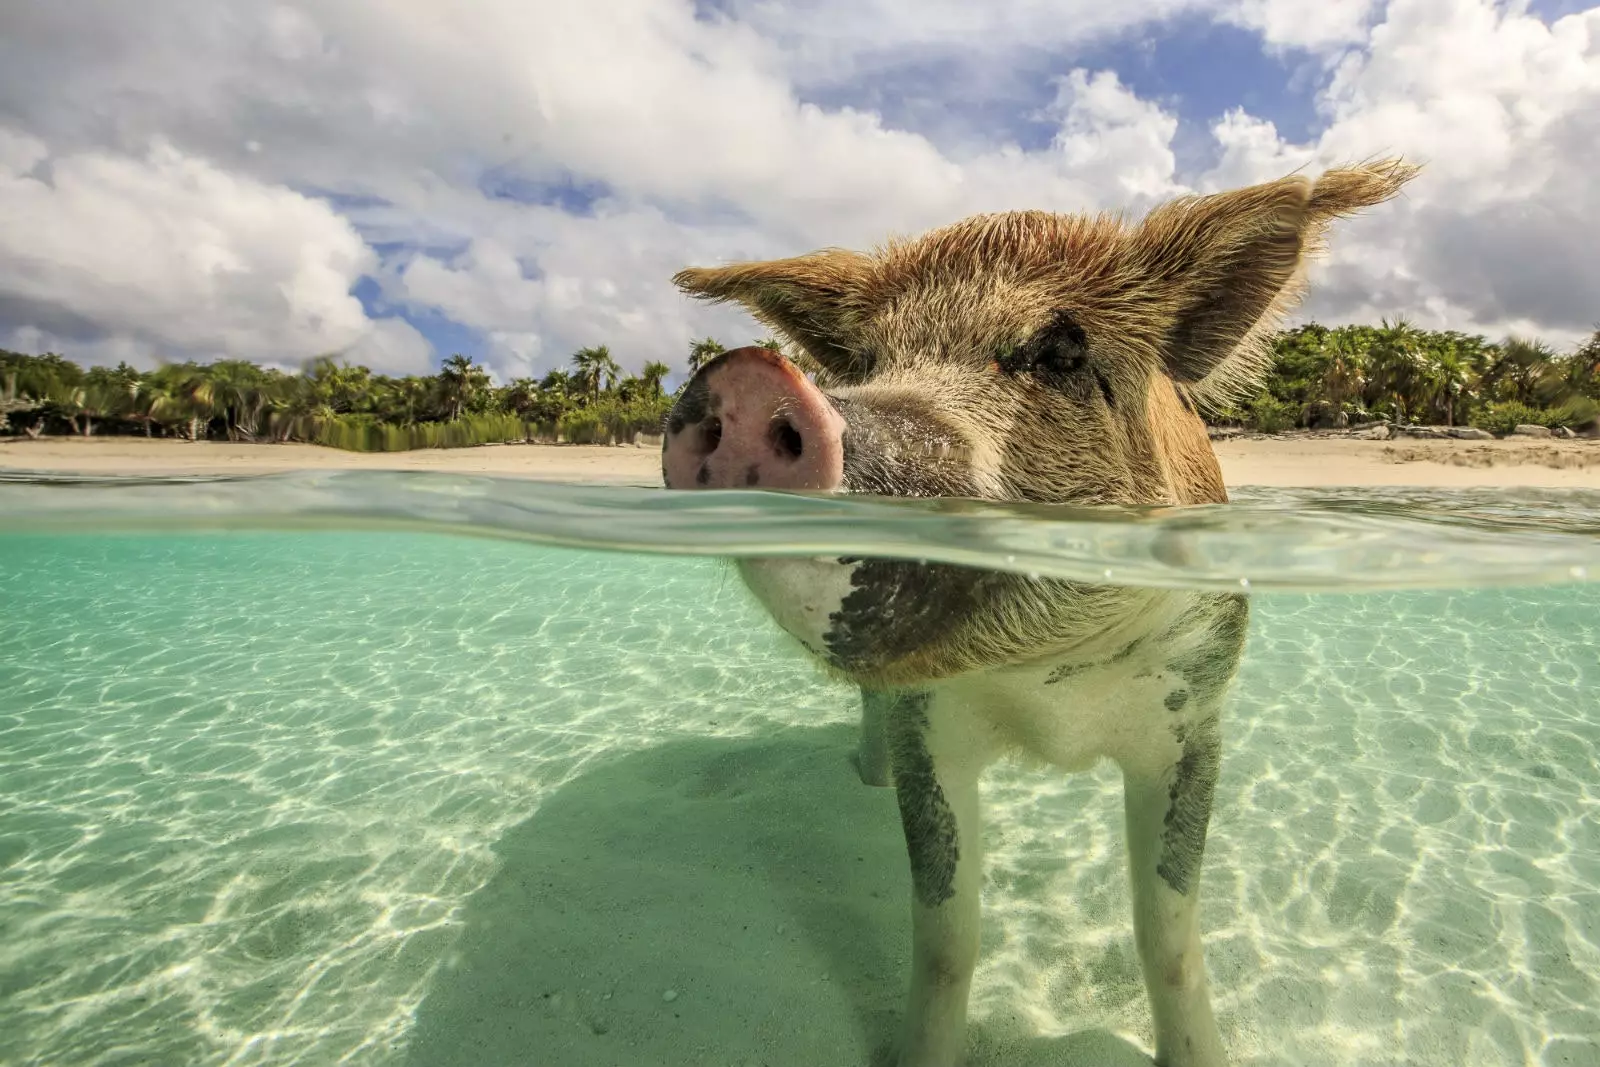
xmin=404 ymin=723 xmax=1155 ymax=1067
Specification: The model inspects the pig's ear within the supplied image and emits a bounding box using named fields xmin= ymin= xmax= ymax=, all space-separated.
xmin=1132 ymin=158 xmax=1418 ymax=403
xmin=672 ymin=250 xmax=876 ymax=376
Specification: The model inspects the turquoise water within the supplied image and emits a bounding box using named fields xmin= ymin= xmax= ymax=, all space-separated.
xmin=1 ymin=473 xmax=1598 ymax=1066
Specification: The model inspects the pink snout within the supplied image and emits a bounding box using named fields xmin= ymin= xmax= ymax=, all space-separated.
xmin=662 ymin=346 xmax=845 ymax=491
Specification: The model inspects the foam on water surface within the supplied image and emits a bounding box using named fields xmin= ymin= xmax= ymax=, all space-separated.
xmin=0 ymin=473 xmax=1597 ymax=1066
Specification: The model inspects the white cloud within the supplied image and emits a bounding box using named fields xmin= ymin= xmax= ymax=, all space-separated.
xmin=0 ymin=0 xmax=1595 ymax=383
xmin=1202 ymin=110 xmax=1316 ymax=191
xmin=0 ymin=129 xmax=48 ymax=177
xmin=1045 ymin=69 xmax=1184 ymax=200
xmin=1222 ymin=0 xmax=1381 ymax=49
xmin=0 ymin=132 xmax=429 ymax=372
xmin=341 ymin=318 xmax=435 ymax=376
xmin=1203 ymin=0 xmax=1600 ymax=344
xmin=1 ymin=325 xmax=161 ymax=371
xmin=398 ymin=239 xmax=543 ymax=334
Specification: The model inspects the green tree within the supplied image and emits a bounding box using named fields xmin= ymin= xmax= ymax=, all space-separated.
xmin=571 ymin=345 xmax=621 ymax=400
xmin=687 ymin=337 xmax=725 ymax=373
xmin=0 ymin=372 xmax=37 ymax=433
xmin=146 ymin=363 xmax=217 ymax=440
xmin=437 ymin=354 xmax=491 ymax=421
xmin=1365 ymin=318 xmax=1430 ymax=422
xmin=301 ymin=355 xmax=374 ymax=418
xmin=204 ymin=359 xmax=277 ymax=440
xmin=539 ymin=368 xmax=576 ymax=396
xmin=640 ymin=360 xmax=672 ymax=398
xmin=1560 ymin=327 xmax=1600 ymax=400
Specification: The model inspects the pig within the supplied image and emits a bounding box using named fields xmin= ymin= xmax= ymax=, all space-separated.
xmin=660 ymin=159 xmax=1418 ymax=1067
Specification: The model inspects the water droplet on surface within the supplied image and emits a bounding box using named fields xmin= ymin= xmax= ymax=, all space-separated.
xmin=662 ymin=989 xmax=678 ymax=1003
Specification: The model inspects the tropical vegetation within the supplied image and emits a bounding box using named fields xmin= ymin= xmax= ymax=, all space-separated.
xmin=1210 ymin=320 xmax=1600 ymax=435
xmin=2 ymin=321 xmax=1596 ymax=450
xmin=0 ymin=339 xmax=768 ymax=451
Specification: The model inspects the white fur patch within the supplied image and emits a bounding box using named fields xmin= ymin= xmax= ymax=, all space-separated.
xmin=735 ymin=557 xmax=860 ymax=658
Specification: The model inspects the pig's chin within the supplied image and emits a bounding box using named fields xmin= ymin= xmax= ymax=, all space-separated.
xmin=734 ymin=557 xmax=860 ymax=666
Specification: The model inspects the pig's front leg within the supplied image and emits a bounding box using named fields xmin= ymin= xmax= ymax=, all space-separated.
xmin=885 ymin=689 xmax=995 ymax=1067
xmin=1122 ymin=712 xmax=1228 ymax=1067
xmin=853 ymin=688 xmax=894 ymax=787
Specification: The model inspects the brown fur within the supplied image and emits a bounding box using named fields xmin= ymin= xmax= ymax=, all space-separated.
xmin=1146 ymin=376 xmax=1228 ymax=505
xmin=669 ymin=160 xmax=1417 ymax=686
xmin=673 ymin=159 xmax=1418 ymax=510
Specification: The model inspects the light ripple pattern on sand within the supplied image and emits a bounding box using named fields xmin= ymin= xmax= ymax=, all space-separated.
xmin=969 ymin=587 xmax=1600 ymax=1066
xmin=0 ymin=507 xmax=1597 ymax=1065
xmin=0 ymin=532 xmax=843 ymax=1067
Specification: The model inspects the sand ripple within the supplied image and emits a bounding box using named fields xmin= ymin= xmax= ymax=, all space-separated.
xmin=1 ymin=533 xmax=1596 ymax=1066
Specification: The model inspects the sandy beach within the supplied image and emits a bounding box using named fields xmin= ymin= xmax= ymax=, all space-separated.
xmin=3 ymin=434 xmax=1599 ymax=489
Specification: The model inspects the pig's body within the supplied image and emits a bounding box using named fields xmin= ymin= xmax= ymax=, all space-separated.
xmin=661 ymin=160 xmax=1418 ymax=1066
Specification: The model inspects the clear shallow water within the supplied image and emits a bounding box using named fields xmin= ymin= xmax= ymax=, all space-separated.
xmin=0 ymin=473 xmax=1597 ymax=1067
xmin=4 ymin=469 xmax=1600 ymax=592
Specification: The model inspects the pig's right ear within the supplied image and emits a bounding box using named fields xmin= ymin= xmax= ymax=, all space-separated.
xmin=672 ymin=250 xmax=876 ymax=377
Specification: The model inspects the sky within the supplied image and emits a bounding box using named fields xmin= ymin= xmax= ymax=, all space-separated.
xmin=0 ymin=0 xmax=1595 ymax=386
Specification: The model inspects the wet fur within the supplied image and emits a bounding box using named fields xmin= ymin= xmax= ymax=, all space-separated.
xmin=667 ymin=161 xmax=1419 ymax=1067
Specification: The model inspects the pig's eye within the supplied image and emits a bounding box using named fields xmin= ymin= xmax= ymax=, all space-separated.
xmin=997 ymin=311 xmax=1114 ymax=405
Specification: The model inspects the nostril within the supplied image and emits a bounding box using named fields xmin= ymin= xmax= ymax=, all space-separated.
xmin=703 ymin=417 xmax=722 ymax=454
xmin=773 ymin=420 xmax=803 ymax=460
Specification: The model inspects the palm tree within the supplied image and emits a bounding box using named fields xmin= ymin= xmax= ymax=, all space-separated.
xmin=1482 ymin=337 xmax=1560 ymax=407
xmin=539 ymin=368 xmax=576 ymax=396
xmin=687 ymin=337 xmax=725 ymax=373
xmin=640 ymin=361 xmax=671 ymax=398
xmin=1 ymin=372 xmax=38 ymax=433
xmin=1315 ymin=332 xmax=1367 ymax=412
xmin=76 ymin=366 xmax=138 ymax=436
xmin=437 ymin=354 xmax=490 ymax=421
xmin=1366 ymin=317 xmax=1429 ymax=422
xmin=390 ymin=376 xmax=432 ymax=424
xmin=4 ymin=351 xmax=81 ymax=400
xmin=302 ymin=354 xmax=375 ymax=418
xmin=571 ymin=345 xmax=621 ymax=400
xmin=1428 ymin=345 xmax=1472 ymax=426
xmin=90 ymin=362 xmax=157 ymax=437
xmin=1559 ymin=328 xmax=1600 ymax=401
xmin=204 ymin=359 xmax=270 ymax=440
xmin=45 ymin=381 xmax=86 ymax=436
xmin=147 ymin=363 xmax=217 ymax=440
xmin=264 ymin=370 xmax=317 ymax=441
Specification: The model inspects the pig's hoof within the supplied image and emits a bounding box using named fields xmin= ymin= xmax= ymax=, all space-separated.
xmin=850 ymin=750 xmax=893 ymax=788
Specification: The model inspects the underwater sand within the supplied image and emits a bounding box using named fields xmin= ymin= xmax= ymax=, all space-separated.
xmin=2 ymin=522 xmax=1597 ymax=1067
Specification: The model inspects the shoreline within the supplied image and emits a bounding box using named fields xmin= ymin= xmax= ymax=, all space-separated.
xmin=3 ymin=434 xmax=1600 ymax=489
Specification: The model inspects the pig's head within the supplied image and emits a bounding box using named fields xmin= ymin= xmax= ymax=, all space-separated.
xmin=661 ymin=160 xmax=1418 ymax=686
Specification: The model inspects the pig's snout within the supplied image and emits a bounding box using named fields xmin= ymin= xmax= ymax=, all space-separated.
xmin=662 ymin=346 xmax=845 ymax=491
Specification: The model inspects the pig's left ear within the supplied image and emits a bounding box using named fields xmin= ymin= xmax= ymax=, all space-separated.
xmin=1131 ymin=158 xmax=1417 ymax=403
xmin=673 ymin=250 xmax=876 ymax=377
